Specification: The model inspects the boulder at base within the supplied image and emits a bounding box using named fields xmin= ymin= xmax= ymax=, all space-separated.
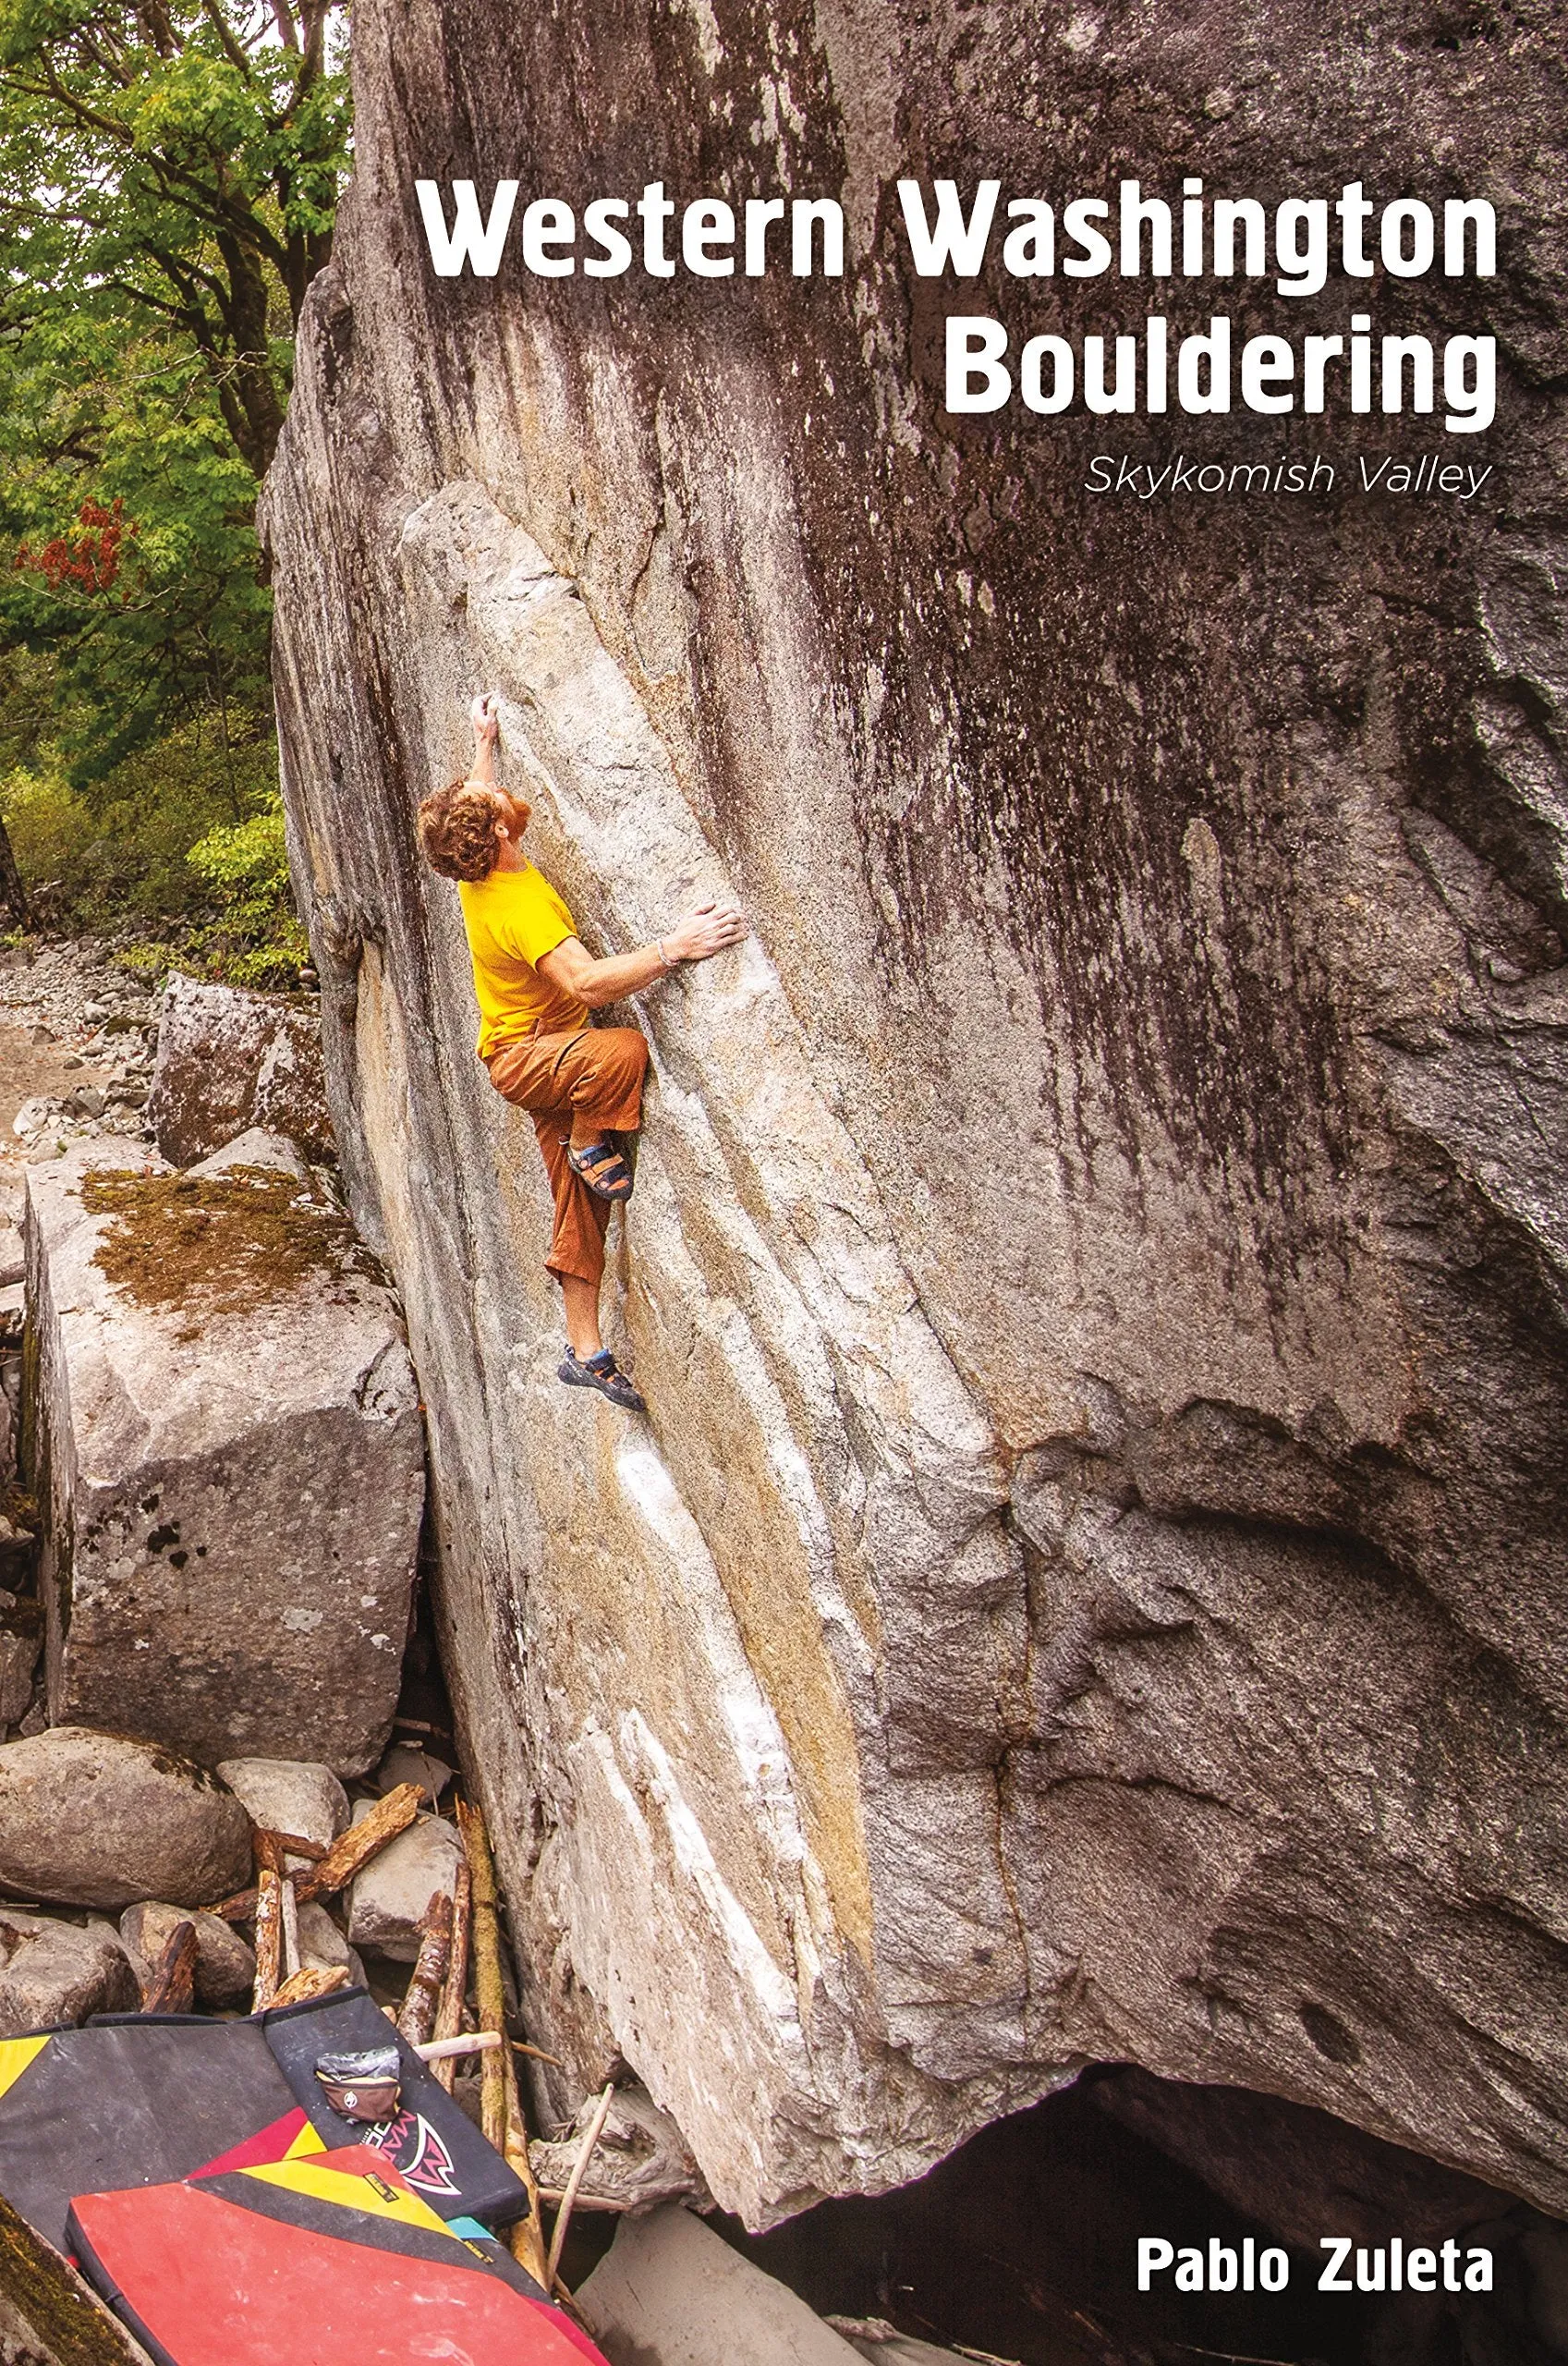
xmin=118 ymin=1902 xmax=257 ymax=2009
xmin=216 ymin=1758 xmax=352 ymax=1867
xmin=24 ymin=1143 xmax=425 ymax=1774
xmin=0 ymin=1729 xmax=252 ymax=1911
xmin=0 ymin=1909 xmax=139 ymax=2037
xmin=577 ymin=2206 xmax=862 ymax=2366
xmin=145 ymin=972 xmax=334 ymax=1165
xmin=295 ymin=1902 xmax=366 ymax=1989
xmin=346 ymin=1806 xmax=462 ymax=1960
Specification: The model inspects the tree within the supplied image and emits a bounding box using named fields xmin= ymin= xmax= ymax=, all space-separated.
xmin=0 ymin=0 xmax=350 ymax=478
xmin=0 ymin=0 xmax=347 ymax=950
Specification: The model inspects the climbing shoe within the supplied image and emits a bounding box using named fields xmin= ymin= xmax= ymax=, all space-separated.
xmin=565 ymin=1140 xmax=634 ymax=1201
xmin=558 ymin=1346 xmax=647 ymax=1413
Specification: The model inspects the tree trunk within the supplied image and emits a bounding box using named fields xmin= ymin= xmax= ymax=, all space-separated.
xmin=0 ymin=815 xmax=30 ymax=929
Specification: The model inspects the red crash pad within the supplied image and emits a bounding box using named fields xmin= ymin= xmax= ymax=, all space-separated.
xmin=67 ymin=2147 xmax=608 ymax=2366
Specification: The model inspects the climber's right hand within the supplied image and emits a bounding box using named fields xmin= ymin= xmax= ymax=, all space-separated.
xmin=667 ymin=896 xmax=749 ymax=964
xmin=470 ymin=691 xmax=501 ymax=745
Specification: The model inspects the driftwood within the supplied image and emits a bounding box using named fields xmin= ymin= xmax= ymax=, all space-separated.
xmin=431 ymin=1860 xmax=471 ymax=2093
xmin=140 ymin=1921 xmax=198 ymax=2016
xmin=545 ymin=2083 xmax=616 ymax=2287
xmin=396 ymin=1889 xmax=453 ymax=2046
xmin=413 ymin=2031 xmax=500 ymax=2064
xmin=272 ymin=1831 xmax=328 ymax=1861
xmin=268 ymin=1962 xmax=350 ymax=2012
xmin=456 ymin=1798 xmax=551 ymax=2294
xmin=527 ymin=2086 xmax=711 ymax=2216
xmin=279 ymin=1876 xmax=300 ymax=1980
xmin=250 ymin=1869 xmax=283 ymax=2010
xmin=213 ymin=1786 xmax=423 ymax=1922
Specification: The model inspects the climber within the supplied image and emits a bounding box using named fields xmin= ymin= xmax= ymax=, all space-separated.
xmin=417 ymin=694 xmax=748 ymax=1414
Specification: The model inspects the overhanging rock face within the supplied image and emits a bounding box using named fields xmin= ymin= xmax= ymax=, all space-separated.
xmin=261 ymin=0 xmax=1568 ymax=2224
xmin=25 ymin=1143 xmax=424 ymax=1774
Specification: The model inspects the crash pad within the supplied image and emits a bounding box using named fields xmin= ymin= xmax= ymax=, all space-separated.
xmin=0 ymin=1994 xmax=527 ymax=2253
xmin=262 ymin=1987 xmax=528 ymax=2221
xmin=67 ymin=2148 xmax=608 ymax=2366
xmin=0 ymin=2020 xmax=296 ymax=2252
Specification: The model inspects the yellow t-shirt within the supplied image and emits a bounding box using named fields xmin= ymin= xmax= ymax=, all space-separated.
xmin=458 ymin=862 xmax=590 ymax=1056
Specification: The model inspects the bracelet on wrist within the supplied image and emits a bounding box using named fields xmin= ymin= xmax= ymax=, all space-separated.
xmin=657 ymin=939 xmax=673 ymax=971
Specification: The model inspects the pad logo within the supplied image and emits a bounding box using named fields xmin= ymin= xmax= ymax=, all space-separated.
xmin=363 ymin=2110 xmax=460 ymax=2197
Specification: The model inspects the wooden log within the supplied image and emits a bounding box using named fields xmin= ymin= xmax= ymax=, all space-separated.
xmin=456 ymin=1798 xmax=551 ymax=2295
xmin=272 ymin=1831 xmax=328 ymax=1862
xmin=280 ymin=1876 xmax=300 ymax=1980
xmin=212 ymin=1785 xmax=423 ymax=1922
xmin=412 ymin=2031 xmax=500 ymax=2063
xmin=140 ymin=1920 xmax=198 ymax=2016
xmin=268 ymin=1962 xmax=350 ymax=2012
xmin=300 ymin=1784 xmax=423 ymax=1904
xmin=456 ymin=1801 xmax=506 ymax=2156
xmin=396 ymin=1888 xmax=453 ymax=2047
xmin=250 ymin=1868 xmax=282 ymax=2011
xmin=545 ymin=2083 xmax=616 ymax=2287
xmin=431 ymin=1860 xmax=471 ymax=2094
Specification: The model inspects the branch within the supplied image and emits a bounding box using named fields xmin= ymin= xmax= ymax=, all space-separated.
xmin=200 ymin=0 xmax=256 ymax=79
xmin=0 ymin=64 xmax=133 ymax=146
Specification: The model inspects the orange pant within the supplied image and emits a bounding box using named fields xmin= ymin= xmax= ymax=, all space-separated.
xmin=484 ymin=1025 xmax=650 ymax=1287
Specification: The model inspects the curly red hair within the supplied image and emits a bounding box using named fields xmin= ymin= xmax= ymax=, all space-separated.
xmin=417 ymin=780 xmax=529 ymax=883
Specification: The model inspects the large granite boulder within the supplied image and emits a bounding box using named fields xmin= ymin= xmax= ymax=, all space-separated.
xmin=261 ymin=0 xmax=1568 ymax=2226
xmin=23 ymin=1143 xmax=425 ymax=1774
xmin=145 ymin=971 xmax=334 ymax=1165
xmin=0 ymin=1729 xmax=251 ymax=1911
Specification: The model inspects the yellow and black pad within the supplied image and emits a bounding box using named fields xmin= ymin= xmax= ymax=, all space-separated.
xmin=0 ymin=2021 xmax=298 ymax=2252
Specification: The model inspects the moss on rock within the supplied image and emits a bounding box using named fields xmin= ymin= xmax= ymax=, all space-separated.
xmin=80 ymin=1165 xmax=371 ymax=1331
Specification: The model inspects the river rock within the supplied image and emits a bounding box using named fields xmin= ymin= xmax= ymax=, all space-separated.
xmin=0 ymin=1728 xmax=252 ymax=1910
xmin=261 ymin=0 xmax=1568 ymax=2230
xmin=0 ymin=1909 xmax=140 ymax=2036
xmin=23 ymin=1142 xmax=425 ymax=1774
xmin=216 ymin=1758 xmax=351 ymax=1863
xmin=346 ymin=1807 xmax=462 ymax=1960
xmin=145 ymin=971 xmax=334 ymax=1165
xmin=118 ymin=1901 xmax=257 ymax=2009
xmin=577 ymin=2207 xmax=861 ymax=2366
xmin=296 ymin=1901 xmax=367 ymax=1989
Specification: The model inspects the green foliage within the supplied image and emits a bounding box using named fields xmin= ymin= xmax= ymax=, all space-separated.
xmin=0 ymin=0 xmax=348 ymax=954
xmin=0 ymin=706 xmax=307 ymax=985
xmin=0 ymin=0 xmax=350 ymax=478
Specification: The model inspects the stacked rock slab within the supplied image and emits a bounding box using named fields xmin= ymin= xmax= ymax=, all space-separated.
xmin=145 ymin=972 xmax=334 ymax=1166
xmin=261 ymin=0 xmax=1568 ymax=2226
xmin=23 ymin=1141 xmax=424 ymax=1774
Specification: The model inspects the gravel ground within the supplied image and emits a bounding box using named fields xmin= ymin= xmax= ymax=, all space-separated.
xmin=0 ymin=938 xmax=160 ymax=1269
